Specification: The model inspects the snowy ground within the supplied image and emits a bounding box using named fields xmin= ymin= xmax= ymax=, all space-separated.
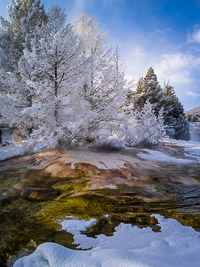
xmin=138 ymin=138 xmax=200 ymax=163
xmin=162 ymin=138 xmax=200 ymax=162
xmin=14 ymin=215 xmax=200 ymax=267
xmin=1 ymin=135 xmax=200 ymax=165
xmin=189 ymin=122 xmax=200 ymax=142
xmin=0 ymin=142 xmax=27 ymax=161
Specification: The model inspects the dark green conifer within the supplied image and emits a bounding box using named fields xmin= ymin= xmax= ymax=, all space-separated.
xmin=133 ymin=68 xmax=190 ymax=140
xmin=134 ymin=67 xmax=164 ymax=116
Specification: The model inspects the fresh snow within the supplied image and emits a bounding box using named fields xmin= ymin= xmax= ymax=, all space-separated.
xmin=61 ymin=217 xmax=97 ymax=233
xmin=138 ymin=138 xmax=200 ymax=163
xmin=1 ymin=138 xmax=199 ymax=165
xmin=138 ymin=149 xmax=197 ymax=163
xmin=162 ymin=138 xmax=200 ymax=162
xmin=14 ymin=215 xmax=200 ymax=267
xmin=0 ymin=142 xmax=27 ymax=161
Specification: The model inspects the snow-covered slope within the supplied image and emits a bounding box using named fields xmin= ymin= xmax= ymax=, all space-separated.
xmin=185 ymin=107 xmax=200 ymax=117
xmin=0 ymin=142 xmax=27 ymax=161
xmin=185 ymin=107 xmax=200 ymax=122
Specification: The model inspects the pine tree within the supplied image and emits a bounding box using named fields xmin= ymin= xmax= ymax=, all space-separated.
xmin=163 ymin=84 xmax=190 ymax=140
xmin=0 ymin=18 xmax=17 ymax=73
xmin=134 ymin=68 xmax=190 ymax=141
xmin=7 ymin=0 xmax=47 ymax=50
xmin=0 ymin=0 xmax=47 ymax=70
xmin=134 ymin=67 xmax=164 ymax=116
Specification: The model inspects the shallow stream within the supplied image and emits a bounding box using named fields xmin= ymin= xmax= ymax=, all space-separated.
xmin=0 ymin=149 xmax=200 ymax=266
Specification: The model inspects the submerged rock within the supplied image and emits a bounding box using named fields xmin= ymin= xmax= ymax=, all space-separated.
xmin=20 ymin=187 xmax=60 ymax=201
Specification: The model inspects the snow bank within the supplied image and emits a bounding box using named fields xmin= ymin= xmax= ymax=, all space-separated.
xmin=0 ymin=142 xmax=27 ymax=161
xmin=137 ymin=138 xmax=200 ymax=163
xmin=138 ymin=149 xmax=196 ymax=163
xmin=14 ymin=215 xmax=200 ymax=267
xmin=162 ymin=138 xmax=200 ymax=162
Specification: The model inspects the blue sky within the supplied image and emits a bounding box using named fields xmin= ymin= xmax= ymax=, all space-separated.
xmin=1 ymin=0 xmax=200 ymax=110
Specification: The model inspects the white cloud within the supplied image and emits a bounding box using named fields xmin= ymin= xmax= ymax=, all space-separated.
xmin=154 ymin=53 xmax=196 ymax=85
xmin=122 ymin=45 xmax=200 ymax=88
xmin=188 ymin=28 xmax=200 ymax=43
xmin=122 ymin=45 xmax=154 ymax=83
xmin=186 ymin=91 xmax=200 ymax=97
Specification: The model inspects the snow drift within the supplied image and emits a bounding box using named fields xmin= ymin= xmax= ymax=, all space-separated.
xmin=14 ymin=215 xmax=200 ymax=267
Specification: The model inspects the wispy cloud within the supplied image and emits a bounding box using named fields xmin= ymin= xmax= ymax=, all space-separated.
xmin=123 ymin=44 xmax=200 ymax=87
xmin=123 ymin=45 xmax=154 ymax=83
xmin=187 ymin=26 xmax=200 ymax=43
xmin=186 ymin=91 xmax=200 ymax=97
xmin=154 ymin=53 xmax=197 ymax=85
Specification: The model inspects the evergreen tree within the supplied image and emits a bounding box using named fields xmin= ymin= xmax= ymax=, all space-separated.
xmin=134 ymin=68 xmax=190 ymax=141
xmin=0 ymin=0 xmax=47 ymax=70
xmin=0 ymin=18 xmax=17 ymax=73
xmin=7 ymin=0 xmax=47 ymax=51
xmin=163 ymin=84 xmax=190 ymax=140
xmin=134 ymin=67 xmax=164 ymax=116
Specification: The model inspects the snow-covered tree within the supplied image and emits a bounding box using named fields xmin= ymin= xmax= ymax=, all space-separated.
xmin=0 ymin=71 xmax=28 ymax=128
xmin=163 ymin=84 xmax=190 ymax=140
xmin=0 ymin=0 xmax=47 ymax=71
xmin=7 ymin=0 xmax=47 ymax=54
xmin=0 ymin=19 xmax=17 ymax=73
xmin=16 ymin=4 xmax=86 ymax=149
xmin=134 ymin=100 xmax=165 ymax=145
xmin=133 ymin=68 xmax=190 ymax=141
xmin=72 ymin=14 xmax=128 ymax=143
xmin=72 ymin=14 xmax=115 ymax=111
xmin=0 ymin=0 xmax=47 ymax=134
xmin=0 ymin=3 xmax=170 ymax=151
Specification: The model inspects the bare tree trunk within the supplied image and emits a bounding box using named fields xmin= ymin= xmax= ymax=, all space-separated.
xmin=54 ymin=68 xmax=58 ymax=126
xmin=54 ymin=46 xmax=58 ymax=127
